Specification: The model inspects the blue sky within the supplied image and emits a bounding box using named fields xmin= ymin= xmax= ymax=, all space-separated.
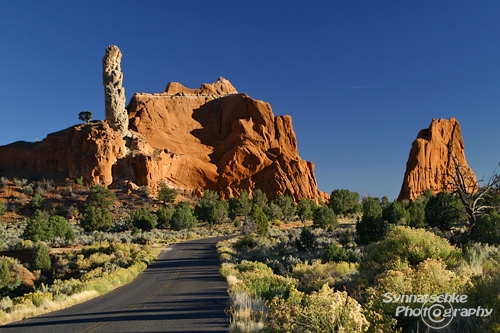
xmin=1 ymin=1 xmax=499 ymax=200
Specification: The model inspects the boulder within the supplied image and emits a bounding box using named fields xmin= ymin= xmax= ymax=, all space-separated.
xmin=398 ymin=118 xmax=477 ymax=201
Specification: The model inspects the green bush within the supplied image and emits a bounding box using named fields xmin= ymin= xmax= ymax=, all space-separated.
xmin=312 ymin=205 xmax=338 ymax=230
xmin=229 ymin=190 xmax=252 ymax=220
xmin=130 ymin=208 xmax=157 ymax=231
xmin=273 ymin=194 xmax=296 ymax=222
xmin=23 ymin=210 xmax=51 ymax=242
xmin=251 ymin=206 xmax=269 ymax=237
xmin=297 ymin=198 xmax=316 ymax=222
xmin=324 ymin=242 xmax=348 ymax=262
xmin=471 ymin=211 xmax=500 ymax=245
xmin=156 ymin=205 xmax=174 ymax=228
xmin=264 ymin=202 xmax=283 ymax=222
xmin=31 ymin=193 xmax=44 ymax=210
xmin=425 ymin=191 xmax=466 ymax=231
xmin=0 ymin=260 xmax=9 ymax=289
xmin=48 ymin=215 xmax=75 ymax=241
xmin=366 ymin=259 xmax=469 ymax=332
xmin=80 ymin=205 xmax=113 ymax=232
xmin=382 ymin=200 xmax=410 ymax=225
xmin=360 ymin=226 xmax=462 ymax=279
xmin=0 ymin=201 xmax=6 ymax=217
xmin=266 ymin=284 xmax=369 ymax=333
xmin=295 ymin=226 xmax=316 ymax=251
xmin=194 ymin=190 xmax=228 ymax=226
xmin=170 ymin=203 xmax=197 ymax=231
xmin=329 ymin=189 xmax=361 ymax=216
xmin=32 ymin=243 xmax=51 ymax=272
xmin=157 ymin=180 xmax=178 ymax=205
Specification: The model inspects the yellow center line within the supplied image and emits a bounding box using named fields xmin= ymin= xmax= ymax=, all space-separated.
xmin=77 ymin=247 xmax=184 ymax=333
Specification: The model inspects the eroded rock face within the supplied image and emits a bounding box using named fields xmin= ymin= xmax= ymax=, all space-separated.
xmin=398 ymin=118 xmax=477 ymax=201
xmin=126 ymin=78 xmax=326 ymax=202
xmin=103 ymin=45 xmax=129 ymax=136
xmin=0 ymin=122 xmax=126 ymax=186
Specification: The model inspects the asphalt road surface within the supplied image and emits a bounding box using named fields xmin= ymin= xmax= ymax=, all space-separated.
xmin=2 ymin=236 xmax=233 ymax=333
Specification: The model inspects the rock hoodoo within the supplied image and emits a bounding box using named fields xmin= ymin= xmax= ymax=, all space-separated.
xmin=103 ymin=45 xmax=129 ymax=136
xmin=398 ymin=118 xmax=477 ymax=201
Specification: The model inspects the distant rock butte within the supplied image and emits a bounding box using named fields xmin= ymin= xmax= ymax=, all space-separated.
xmin=0 ymin=77 xmax=326 ymax=202
xmin=398 ymin=118 xmax=477 ymax=201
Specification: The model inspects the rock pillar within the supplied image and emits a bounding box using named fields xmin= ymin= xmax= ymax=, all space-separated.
xmin=103 ymin=45 xmax=129 ymax=136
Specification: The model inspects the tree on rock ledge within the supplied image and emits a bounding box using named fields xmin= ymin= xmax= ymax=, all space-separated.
xmin=78 ymin=111 xmax=92 ymax=123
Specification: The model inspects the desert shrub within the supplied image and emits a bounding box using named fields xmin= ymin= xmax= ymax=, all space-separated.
xmin=471 ymin=211 xmax=500 ymax=245
xmin=251 ymin=206 xmax=269 ymax=237
xmin=0 ymin=260 xmax=10 ymax=289
xmin=156 ymin=205 xmax=174 ymax=228
xmin=296 ymin=198 xmax=316 ymax=222
xmin=170 ymin=202 xmax=197 ymax=231
xmin=233 ymin=261 xmax=295 ymax=299
xmin=229 ymin=190 xmax=252 ymax=220
xmin=273 ymin=194 xmax=296 ymax=222
xmin=0 ymin=257 xmax=22 ymax=293
xmin=32 ymin=243 xmax=51 ymax=272
xmin=425 ymin=191 xmax=466 ymax=231
xmin=252 ymin=189 xmax=269 ymax=208
xmin=31 ymin=193 xmax=44 ymax=210
xmin=0 ymin=201 xmax=6 ymax=217
xmin=365 ymin=259 xmax=470 ymax=332
xmin=360 ymin=226 xmax=462 ymax=280
xmin=194 ymin=190 xmax=228 ymax=226
xmin=85 ymin=185 xmax=115 ymax=209
xmin=382 ymin=200 xmax=410 ymax=225
xmin=130 ymin=208 xmax=157 ymax=231
xmin=48 ymin=215 xmax=75 ymax=241
xmin=80 ymin=185 xmax=115 ymax=232
xmin=265 ymin=284 xmax=369 ymax=333
xmin=407 ymin=199 xmax=427 ymax=228
xmin=75 ymin=176 xmax=85 ymax=186
xmin=324 ymin=242 xmax=348 ymax=262
xmin=356 ymin=196 xmax=386 ymax=245
xmin=80 ymin=205 xmax=113 ymax=232
xmin=157 ymin=180 xmax=178 ymax=205
xmin=290 ymin=260 xmax=358 ymax=293
xmin=312 ymin=205 xmax=338 ymax=230
xmin=329 ymin=189 xmax=361 ymax=216
xmin=295 ymin=226 xmax=316 ymax=251
xmin=264 ymin=202 xmax=283 ymax=222
xmin=13 ymin=178 xmax=27 ymax=187
xmin=23 ymin=210 xmax=51 ymax=241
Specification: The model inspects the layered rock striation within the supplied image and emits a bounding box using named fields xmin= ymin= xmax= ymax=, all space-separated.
xmin=0 ymin=77 xmax=325 ymax=202
xmin=398 ymin=118 xmax=477 ymax=201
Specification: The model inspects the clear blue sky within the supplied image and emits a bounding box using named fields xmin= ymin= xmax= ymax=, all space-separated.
xmin=1 ymin=1 xmax=499 ymax=200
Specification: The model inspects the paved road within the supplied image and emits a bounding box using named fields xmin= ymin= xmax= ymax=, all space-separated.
xmin=2 ymin=237 xmax=232 ymax=333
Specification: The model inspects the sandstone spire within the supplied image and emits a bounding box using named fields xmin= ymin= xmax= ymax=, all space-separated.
xmin=103 ymin=45 xmax=129 ymax=136
xmin=398 ymin=118 xmax=477 ymax=201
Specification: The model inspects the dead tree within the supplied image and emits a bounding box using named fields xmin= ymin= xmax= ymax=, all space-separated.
xmin=446 ymin=142 xmax=500 ymax=234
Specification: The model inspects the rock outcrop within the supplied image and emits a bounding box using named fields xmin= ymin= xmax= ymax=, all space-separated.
xmin=125 ymin=78 xmax=324 ymax=201
xmin=103 ymin=45 xmax=129 ymax=136
xmin=398 ymin=118 xmax=477 ymax=201
xmin=0 ymin=122 xmax=126 ymax=185
xmin=0 ymin=76 xmax=325 ymax=202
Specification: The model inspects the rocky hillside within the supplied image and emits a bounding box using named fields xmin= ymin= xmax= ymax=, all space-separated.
xmin=398 ymin=118 xmax=477 ymax=201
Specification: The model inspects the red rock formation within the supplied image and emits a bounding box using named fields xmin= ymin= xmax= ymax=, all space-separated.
xmin=398 ymin=118 xmax=477 ymax=201
xmin=0 ymin=77 xmax=325 ymax=202
xmin=0 ymin=122 xmax=126 ymax=186
xmin=126 ymin=77 xmax=324 ymax=201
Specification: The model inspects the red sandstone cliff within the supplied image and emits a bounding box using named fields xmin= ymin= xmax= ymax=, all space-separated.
xmin=0 ymin=77 xmax=325 ymax=202
xmin=398 ymin=118 xmax=477 ymax=201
